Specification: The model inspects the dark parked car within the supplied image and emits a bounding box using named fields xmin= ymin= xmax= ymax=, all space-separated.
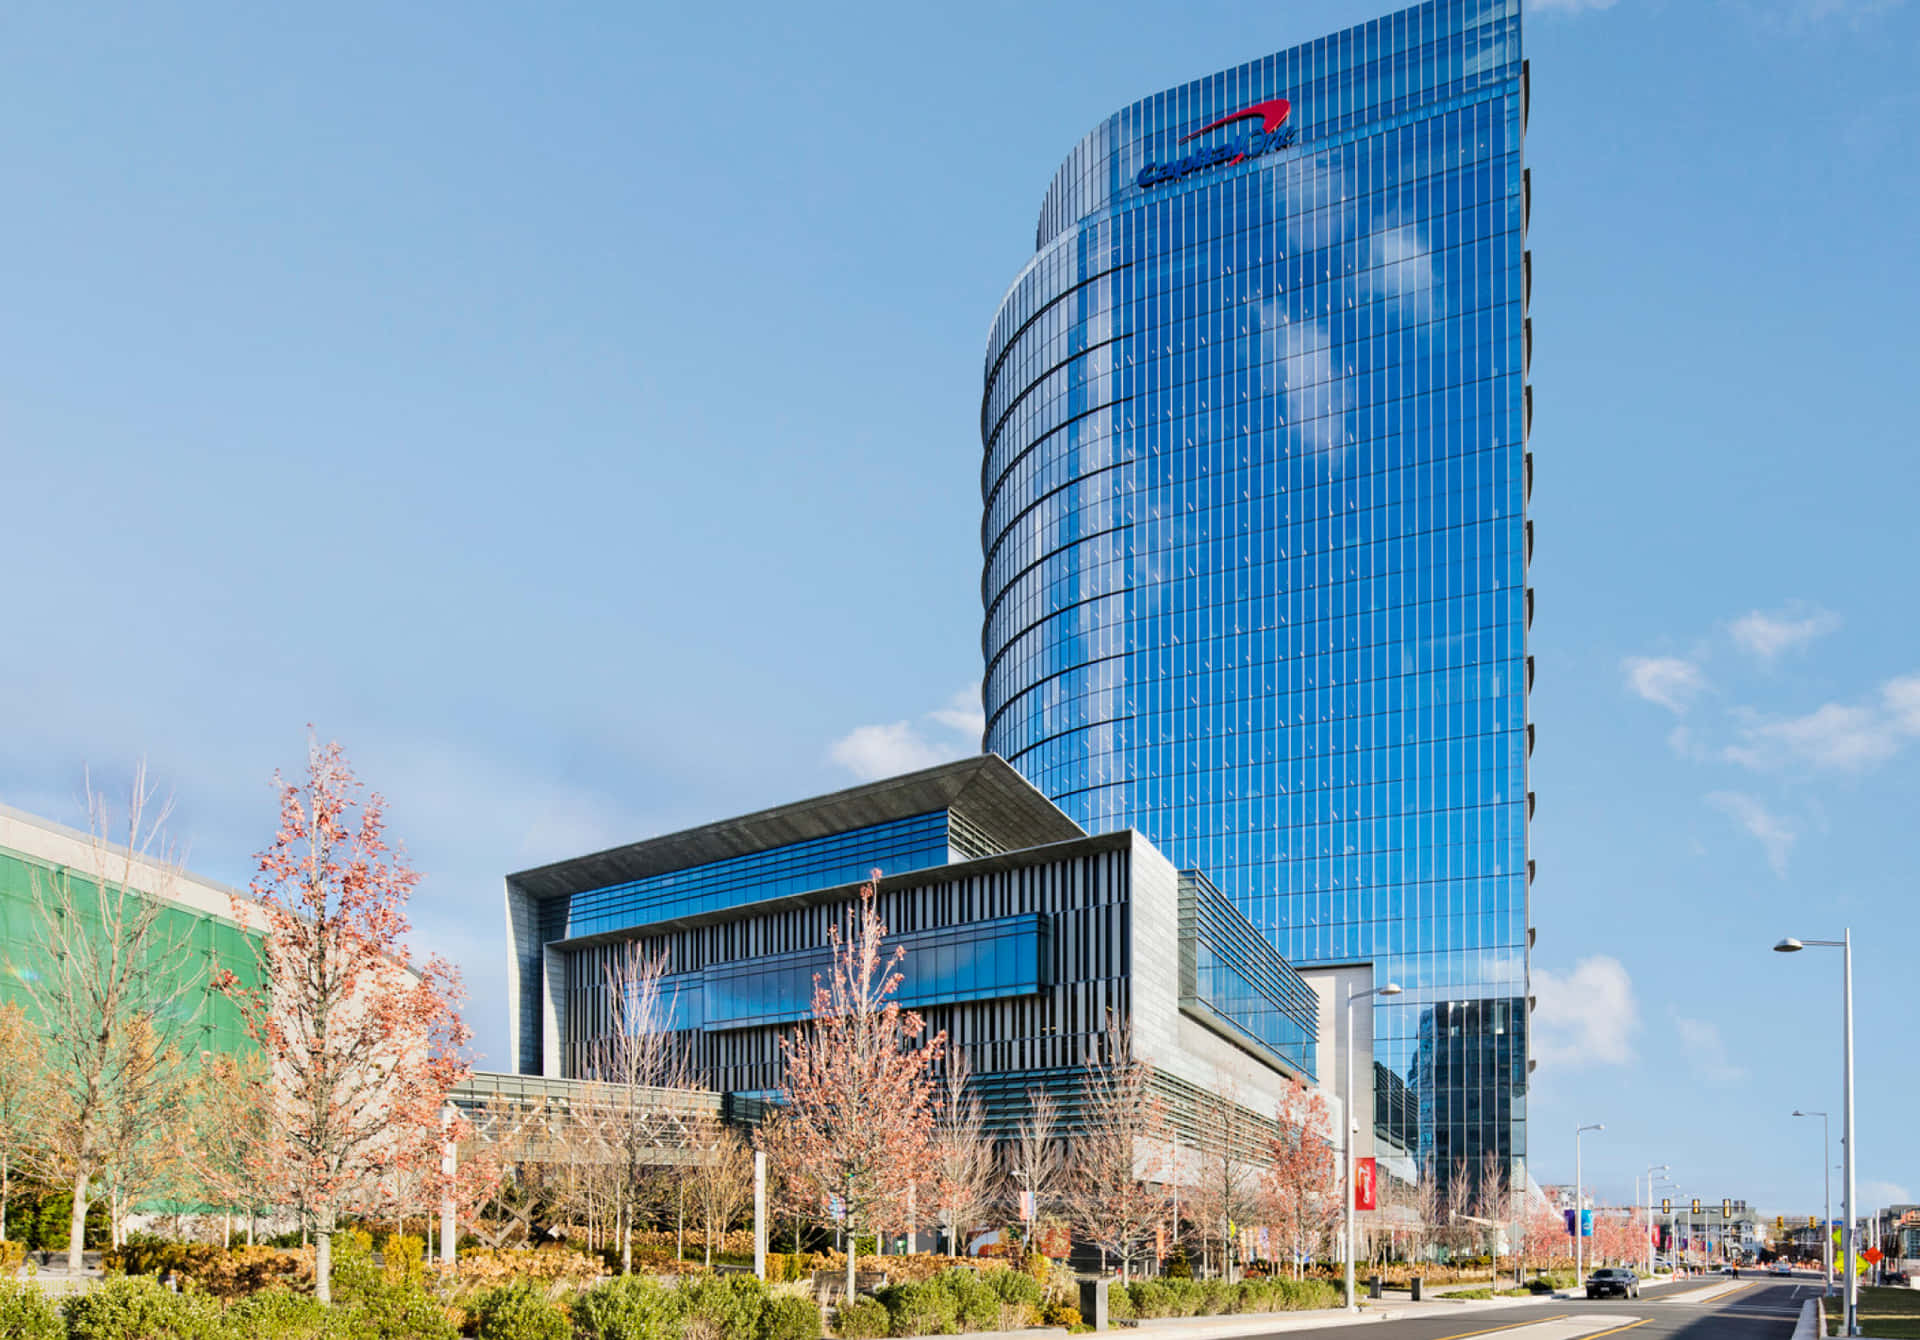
xmin=1587 ymin=1268 xmax=1640 ymax=1300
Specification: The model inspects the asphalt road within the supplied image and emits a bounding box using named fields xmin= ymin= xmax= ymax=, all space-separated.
xmin=1236 ymin=1271 xmax=1822 ymax=1340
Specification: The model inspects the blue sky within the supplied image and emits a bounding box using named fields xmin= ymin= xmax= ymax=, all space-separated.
xmin=3 ymin=0 xmax=1916 ymax=1221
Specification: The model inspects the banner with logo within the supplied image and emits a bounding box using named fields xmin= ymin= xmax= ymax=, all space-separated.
xmin=1354 ymin=1157 xmax=1377 ymax=1211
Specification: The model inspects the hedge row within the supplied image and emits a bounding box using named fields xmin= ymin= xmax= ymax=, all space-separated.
xmin=1120 ymin=1274 xmax=1342 ymax=1318
xmin=0 ymin=1270 xmax=826 ymax=1340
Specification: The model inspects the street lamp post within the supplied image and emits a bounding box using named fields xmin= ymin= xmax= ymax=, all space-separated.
xmin=1794 ymin=1110 xmax=1832 ymax=1297
xmin=1643 ymin=1165 xmax=1670 ymax=1278
xmin=1343 ymin=981 xmax=1402 ymax=1313
xmin=1776 ymin=933 xmax=1857 ymax=1337
xmin=1575 ymin=1123 xmax=1604 ymax=1289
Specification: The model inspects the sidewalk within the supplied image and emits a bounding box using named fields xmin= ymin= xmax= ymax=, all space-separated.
xmin=953 ymin=1295 xmax=1558 ymax=1340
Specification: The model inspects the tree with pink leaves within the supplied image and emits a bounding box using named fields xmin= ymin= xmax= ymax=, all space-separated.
xmin=780 ymin=874 xmax=945 ymax=1302
xmin=1262 ymin=1076 xmax=1338 ymax=1278
xmin=223 ymin=737 xmax=473 ymax=1304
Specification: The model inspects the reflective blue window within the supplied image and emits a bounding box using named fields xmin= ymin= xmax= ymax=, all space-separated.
xmin=701 ymin=914 xmax=1050 ymax=1031
xmin=1179 ymin=871 xmax=1318 ymax=1078
xmin=546 ymin=811 xmax=953 ymax=939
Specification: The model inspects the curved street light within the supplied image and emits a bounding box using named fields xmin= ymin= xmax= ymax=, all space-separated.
xmin=1342 ymin=981 xmax=1401 ymax=1312
xmin=1776 ymin=934 xmax=1856 ymax=1336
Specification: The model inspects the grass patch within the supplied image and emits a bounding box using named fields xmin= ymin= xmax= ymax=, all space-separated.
xmin=1829 ymin=1286 xmax=1920 ymax=1337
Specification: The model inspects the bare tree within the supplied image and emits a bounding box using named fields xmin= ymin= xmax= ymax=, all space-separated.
xmin=1189 ymin=1086 xmax=1262 ymax=1281
xmin=1408 ymin=1171 xmax=1441 ymax=1265
xmin=686 ymin=1113 xmax=752 ymax=1268
xmin=1004 ymin=1086 xmax=1060 ymax=1248
xmin=590 ymin=941 xmax=692 ymax=1273
xmin=0 ymin=1002 xmax=41 ymax=1242
xmin=1472 ymin=1151 xmax=1511 ymax=1283
xmin=180 ymin=1051 xmax=273 ymax=1246
xmin=1063 ymin=1020 xmax=1167 ymax=1281
xmin=928 ymin=1051 xmax=994 ymax=1258
xmin=17 ymin=769 xmax=206 ymax=1273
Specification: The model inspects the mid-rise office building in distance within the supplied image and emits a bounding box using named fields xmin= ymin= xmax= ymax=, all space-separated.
xmin=981 ymin=0 xmax=1532 ymax=1191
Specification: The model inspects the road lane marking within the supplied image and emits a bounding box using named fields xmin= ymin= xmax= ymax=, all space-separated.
xmin=1430 ymin=1315 xmax=1572 ymax=1340
xmin=1582 ymin=1322 xmax=1652 ymax=1340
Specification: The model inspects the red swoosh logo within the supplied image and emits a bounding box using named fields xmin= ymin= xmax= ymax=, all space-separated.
xmin=1175 ymin=97 xmax=1297 ymax=164
xmin=1180 ymin=97 xmax=1293 ymax=143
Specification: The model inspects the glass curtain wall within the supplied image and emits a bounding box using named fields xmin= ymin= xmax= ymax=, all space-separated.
xmin=981 ymin=0 xmax=1529 ymax=1188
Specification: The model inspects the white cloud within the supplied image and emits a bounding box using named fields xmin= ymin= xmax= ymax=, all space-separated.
xmin=1706 ymin=791 xmax=1797 ymax=877
xmin=826 ymin=722 xmax=956 ymax=781
xmin=925 ymin=683 xmax=985 ymax=739
xmin=1882 ymin=675 xmax=1920 ymax=735
xmin=1624 ymin=656 xmax=1707 ymax=714
xmin=1674 ymin=1015 xmax=1747 ymax=1086
xmin=1531 ymin=956 xmax=1638 ymax=1068
xmin=1727 ymin=703 xmax=1900 ymax=772
xmin=827 ymin=684 xmax=983 ymax=781
xmin=1729 ymin=606 xmax=1842 ymax=661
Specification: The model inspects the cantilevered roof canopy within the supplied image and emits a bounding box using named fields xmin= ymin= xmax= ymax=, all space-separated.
xmin=507 ymin=754 xmax=1083 ymax=902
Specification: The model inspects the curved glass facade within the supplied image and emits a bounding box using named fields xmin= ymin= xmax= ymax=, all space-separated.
xmin=981 ymin=0 xmax=1530 ymax=1186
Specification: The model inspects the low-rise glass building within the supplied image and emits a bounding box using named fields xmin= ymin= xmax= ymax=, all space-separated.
xmin=506 ymin=757 xmax=1340 ymax=1142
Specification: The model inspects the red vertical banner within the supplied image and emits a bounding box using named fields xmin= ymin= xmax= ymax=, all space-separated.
xmin=1355 ymin=1156 xmax=1378 ymax=1211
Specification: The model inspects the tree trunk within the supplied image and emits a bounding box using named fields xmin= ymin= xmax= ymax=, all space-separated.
xmin=845 ymin=1212 xmax=857 ymax=1305
xmin=618 ymin=1194 xmax=631 ymax=1276
xmin=66 ymin=1172 xmax=88 ymax=1273
xmin=315 ymin=1229 xmax=334 ymax=1306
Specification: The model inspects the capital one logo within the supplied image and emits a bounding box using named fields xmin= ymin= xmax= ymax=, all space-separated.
xmin=1135 ymin=97 xmax=1296 ymax=190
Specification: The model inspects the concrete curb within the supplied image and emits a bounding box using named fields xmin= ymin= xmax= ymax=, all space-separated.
xmin=1130 ymin=1311 xmax=1385 ymax=1336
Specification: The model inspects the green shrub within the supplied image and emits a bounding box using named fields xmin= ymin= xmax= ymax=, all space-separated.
xmin=348 ymin=1277 xmax=459 ymax=1340
xmin=222 ymin=1290 xmax=344 ymax=1340
xmin=759 ymin=1294 xmax=823 ymax=1340
xmin=63 ymin=1275 xmax=223 ymax=1340
xmin=935 ymin=1269 xmax=999 ymax=1332
xmin=874 ymin=1279 xmax=957 ymax=1336
xmin=572 ymin=1275 xmax=683 ymax=1340
xmin=832 ymin=1297 xmax=888 ymax=1340
xmin=679 ymin=1274 xmax=767 ymax=1337
xmin=986 ymin=1270 xmax=1040 ymax=1308
xmin=469 ymin=1280 xmax=571 ymax=1340
xmin=0 ymin=1280 xmax=61 ymax=1340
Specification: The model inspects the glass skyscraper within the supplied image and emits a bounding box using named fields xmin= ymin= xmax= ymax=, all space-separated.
xmin=981 ymin=0 xmax=1531 ymax=1188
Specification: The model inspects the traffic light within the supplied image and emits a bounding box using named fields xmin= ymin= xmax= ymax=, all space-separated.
xmin=1662 ymin=1198 xmax=1672 ymax=1216
xmin=1692 ymin=1198 xmax=1702 ymax=1215
xmin=1723 ymin=1199 xmax=1733 ymax=1219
